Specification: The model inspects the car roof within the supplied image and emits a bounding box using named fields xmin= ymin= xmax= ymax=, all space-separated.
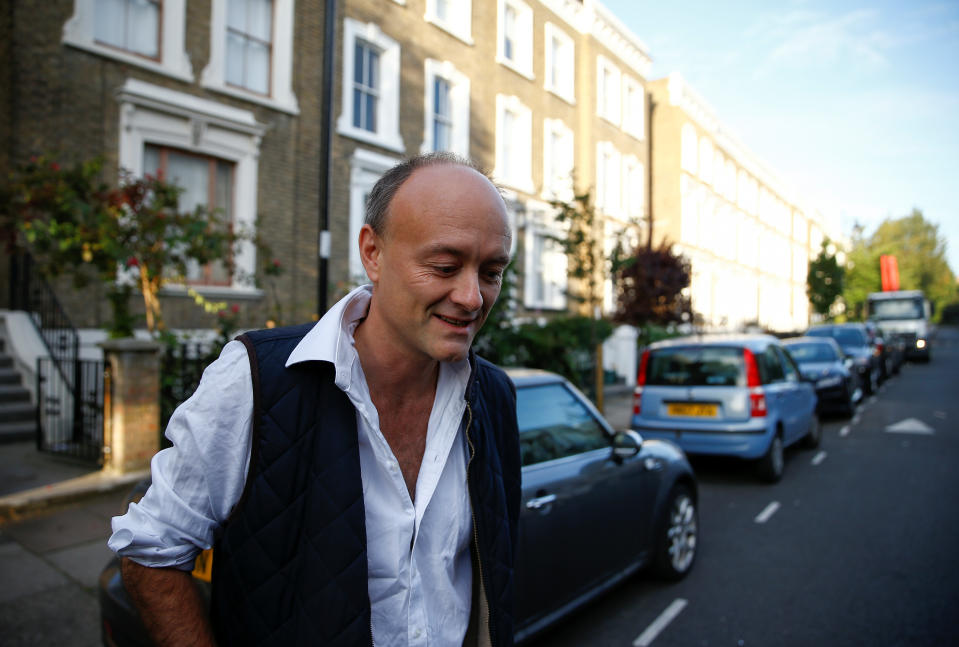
xmin=647 ymin=333 xmax=780 ymax=352
xmin=503 ymin=367 xmax=565 ymax=387
xmin=783 ymin=336 xmax=843 ymax=351
xmin=808 ymin=322 xmax=866 ymax=331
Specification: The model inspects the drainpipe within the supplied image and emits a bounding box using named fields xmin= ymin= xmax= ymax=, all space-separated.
xmin=318 ymin=0 xmax=338 ymax=315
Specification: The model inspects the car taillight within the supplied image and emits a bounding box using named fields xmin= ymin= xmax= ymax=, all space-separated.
xmin=634 ymin=350 xmax=650 ymax=415
xmin=743 ymin=348 xmax=767 ymax=417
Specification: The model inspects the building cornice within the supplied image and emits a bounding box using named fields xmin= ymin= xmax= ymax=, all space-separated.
xmin=538 ymin=0 xmax=653 ymax=78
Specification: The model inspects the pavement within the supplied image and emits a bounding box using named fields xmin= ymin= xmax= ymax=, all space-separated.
xmin=0 ymin=386 xmax=635 ymax=646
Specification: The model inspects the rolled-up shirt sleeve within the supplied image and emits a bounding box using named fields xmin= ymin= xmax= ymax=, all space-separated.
xmin=108 ymin=340 xmax=254 ymax=570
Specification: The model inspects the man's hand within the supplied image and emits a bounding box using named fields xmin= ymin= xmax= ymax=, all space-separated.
xmin=120 ymin=557 xmax=217 ymax=647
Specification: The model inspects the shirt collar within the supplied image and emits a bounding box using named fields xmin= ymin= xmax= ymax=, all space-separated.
xmin=285 ymin=282 xmax=472 ymax=395
xmin=285 ymin=284 xmax=373 ymax=368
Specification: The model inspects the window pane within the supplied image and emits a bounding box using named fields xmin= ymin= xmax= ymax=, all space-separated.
xmin=249 ymin=0 xmax=273 ymax=42
xmin=517 ymin=384 xmax=608 ymax=466
xmin=364 ymin=93 xmax=377 ymax=131
xmin=227 ymin=0 xmax=247 ymax=31
xmin=354 ymin=42 xmax=365 ymax=84
xmin=367 ymin=48 xmax=379 ymax=89
xmin=226 ymin=32 xmax=246 ymax=86
xmin=353 ymin=88 xmax=363 ymax=129
xmin=247 ymin=39 xmax=270 ymax=94
xmin=95 ymin=0 xmax=127 ymax=47
xmin=434 ymin=77 xmax=450 ymax=117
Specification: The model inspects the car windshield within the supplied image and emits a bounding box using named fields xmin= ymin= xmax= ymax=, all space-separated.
xmin=807 ymin=327 xmax=866 ymax=346
xmin=869 ymin=298 xmax=924 ymax=320
xmin=646 ymin=346 xmax=745 ymax=387
xmin=786 ymin=342 xmax=839 ymax=363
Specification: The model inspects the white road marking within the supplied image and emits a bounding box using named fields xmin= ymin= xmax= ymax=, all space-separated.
xmin=868 ymin=396 xmax=877 ymax=405
xmin=934 ymin=411 xmax=947 ymax=420
xmin=755 ymin=501 xmax=781 ymax=524
xmin=633 ymin=598 xmax=688 ymax=647
xmin=811 ymin=451 xmax=827 ymax=466
xmin=852 ymin=414 xmax=862 ymax=425
xmin=885 ymin=418 xmax=935 ymax=434
xmin=839 ymin=425 xmax=851 ymax=437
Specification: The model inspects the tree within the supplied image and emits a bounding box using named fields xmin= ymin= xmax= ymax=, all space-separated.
xmin=2 ymin=155 xmax=238 ymax=335
xmin=807 ymin=238 xmax=845 ymax=318
xmin=614 ymin=241 xmax=691 ymax=327
xmin=843 ymin=210 xmax=956 ymax=321
xmin=549 ymin=189 xmax=611 ymax=315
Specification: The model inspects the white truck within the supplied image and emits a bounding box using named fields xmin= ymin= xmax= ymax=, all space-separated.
xmin=865 ymin=290 xmax=932 ymax=362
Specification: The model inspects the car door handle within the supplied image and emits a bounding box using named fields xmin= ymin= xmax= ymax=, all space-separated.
xmin=526 ymin=494 xmax=557 ymax=510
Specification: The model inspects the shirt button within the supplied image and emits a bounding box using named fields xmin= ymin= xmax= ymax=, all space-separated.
xmin=413 ymin=628 xmax=423 ymax=639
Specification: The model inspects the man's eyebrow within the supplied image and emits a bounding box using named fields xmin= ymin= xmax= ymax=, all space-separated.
xmin=420 ymin=245 xmax=511 ymax=265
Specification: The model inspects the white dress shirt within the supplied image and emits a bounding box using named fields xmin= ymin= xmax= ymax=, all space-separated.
xmin=109 ymin=285 xmax=475 ymax=646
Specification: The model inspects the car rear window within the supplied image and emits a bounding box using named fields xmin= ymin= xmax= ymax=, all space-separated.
xmin=785 ymin=342 xmax=838 ymax=363
xmin=808 ymin=327 xmax=865 ymax=346
xmin=647 ymin=347 xmax=745 ymax=387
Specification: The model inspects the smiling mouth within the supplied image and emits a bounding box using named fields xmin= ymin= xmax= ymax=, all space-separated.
xmin=436 ymin=314 xmax=473 ymax=328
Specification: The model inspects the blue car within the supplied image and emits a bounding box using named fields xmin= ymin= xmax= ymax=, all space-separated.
xmin=631 ymin=335 xmax=820 ymax=482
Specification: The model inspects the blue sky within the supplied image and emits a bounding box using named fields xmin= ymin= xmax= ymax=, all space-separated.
xmin=602 ymin=0 xmax=959 ymax=274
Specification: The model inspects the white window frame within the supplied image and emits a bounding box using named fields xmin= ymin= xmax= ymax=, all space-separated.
xmin=348 ymin=148 xmax=401 ymax=282
xmin=596 ymin=56 xmax=621 ymax=125
xmin=115 ymin=79 xmax=268 ymax=296
xmin=681 ymin=122 xmax=698 ymax=174
xmin=542 ymin=118 xmax=574 ymax=202
xmin=544 ymin=22 xmax=575 ymax=104
xmin=494 ymin=94 xmax=534 ymax=195
xmin=623 ymin=154 xmax=644 ymax=219
xmin=497 ymin=0 xmax=534 ymax=80
xmin=424 ymin=0 xmax=473 ymax=45
xmin=336 ymin=18 xmax=404 ymax=153
xmin=596 ymin=141 xmax=622 ymax=217
xmin=199 ymin=0 xmax=298 ymax=114
xmin=421 ymin=59 xmax=470 ymax=157
xmin=523 ymin=204 xmax=568 ymax=310
xmin=622 ymin=75 xmax=645 ymax=140
xmin=63 ymin=0 xmax=193 ymax=81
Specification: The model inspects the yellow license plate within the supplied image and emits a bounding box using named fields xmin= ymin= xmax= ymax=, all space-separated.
xmin=192 ymin=549 xmax=214 ymax=582
xmin=667 ymin=402 xmax=718 ymax=417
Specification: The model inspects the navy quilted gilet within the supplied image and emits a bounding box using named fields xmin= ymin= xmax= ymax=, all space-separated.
xmin=210 ymin=324 xmax=372 ymax=646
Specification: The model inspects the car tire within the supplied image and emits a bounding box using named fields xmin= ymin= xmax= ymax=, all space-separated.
xmin=802 ymin=414 xmax=822 ymax=449
xmin=757 ymin=433 xmax=784 ymax=483
xmin=651 ymin=484 xmax=698 ymax=580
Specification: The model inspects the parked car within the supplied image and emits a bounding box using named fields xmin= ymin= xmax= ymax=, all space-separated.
xmin=631 ymin=334 xmax=820 ymax=483
xmin=783 ymin=336 xmax=861 ymax=417
xmin=99 ymin=368 xmax=698 ymax=646
xmin=805 ymin=323 xmax=882 ymax=395
xmin=864 ymin=319 xmax=904 ymax=379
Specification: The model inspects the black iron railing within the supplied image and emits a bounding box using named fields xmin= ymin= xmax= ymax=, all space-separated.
xmin=36 ymin=356 xmax=105 ymax=464
xmin=9 ymin=252 xmax=88 ymax=454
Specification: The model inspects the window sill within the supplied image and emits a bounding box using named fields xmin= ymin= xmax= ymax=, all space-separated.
xmin=496 ymin=56 xmax=534 ymax=82
xmin=202 ymin=80 xmax=300 ymax=115
xmin=336 ymin=122 xmax=406 ymax=155
xmin=546 ymin=86 xmax=575 ymax=106
xmin=426 ymin=16 xmax=474 ymax=45
xmin=63 ymin=40 xmax=193 ymax=82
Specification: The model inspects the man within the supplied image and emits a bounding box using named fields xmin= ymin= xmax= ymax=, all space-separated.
xmin=109 ymin=152 xmax=521 ymax=646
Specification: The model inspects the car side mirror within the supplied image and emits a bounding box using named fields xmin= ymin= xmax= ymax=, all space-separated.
xmin=612 ymin=430 xmax=643 ymax=461
xmin=843 ymin=357 xmax=853 ymax=370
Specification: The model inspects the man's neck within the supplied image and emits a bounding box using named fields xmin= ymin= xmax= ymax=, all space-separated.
xmin=352 ymin=318 xmax=439 ymax=401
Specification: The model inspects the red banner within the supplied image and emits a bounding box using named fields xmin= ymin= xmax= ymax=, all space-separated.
xmin=880 ymin=254 xmax=900 ymax=291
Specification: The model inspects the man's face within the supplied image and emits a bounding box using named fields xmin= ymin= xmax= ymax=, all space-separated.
xmin=361 ymin=164 xmax=512 ymax=364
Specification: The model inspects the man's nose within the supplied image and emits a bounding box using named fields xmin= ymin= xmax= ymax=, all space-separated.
xmin=451 ymin=270 xmax=483 ymax=312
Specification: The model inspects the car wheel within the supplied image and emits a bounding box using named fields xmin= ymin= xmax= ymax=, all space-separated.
xmin=757 ymin=433 xmax=784 ymax=483
xmin=802 ymin=414 xmax=822 ymax=449
xmin=651 ymin=484 xmax=698 ymax=580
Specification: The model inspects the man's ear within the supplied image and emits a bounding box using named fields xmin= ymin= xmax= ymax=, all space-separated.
xmin=358 ymin=224 xmax=382 ymax=283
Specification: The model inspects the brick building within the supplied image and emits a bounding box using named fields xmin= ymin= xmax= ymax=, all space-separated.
xmin=328 ymin=0 xmax=652 ymax=320
xmin=647 ymin=73 xmax=837 ymax=332
xmin=1 ymin=0 xmax=328 ymax=332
